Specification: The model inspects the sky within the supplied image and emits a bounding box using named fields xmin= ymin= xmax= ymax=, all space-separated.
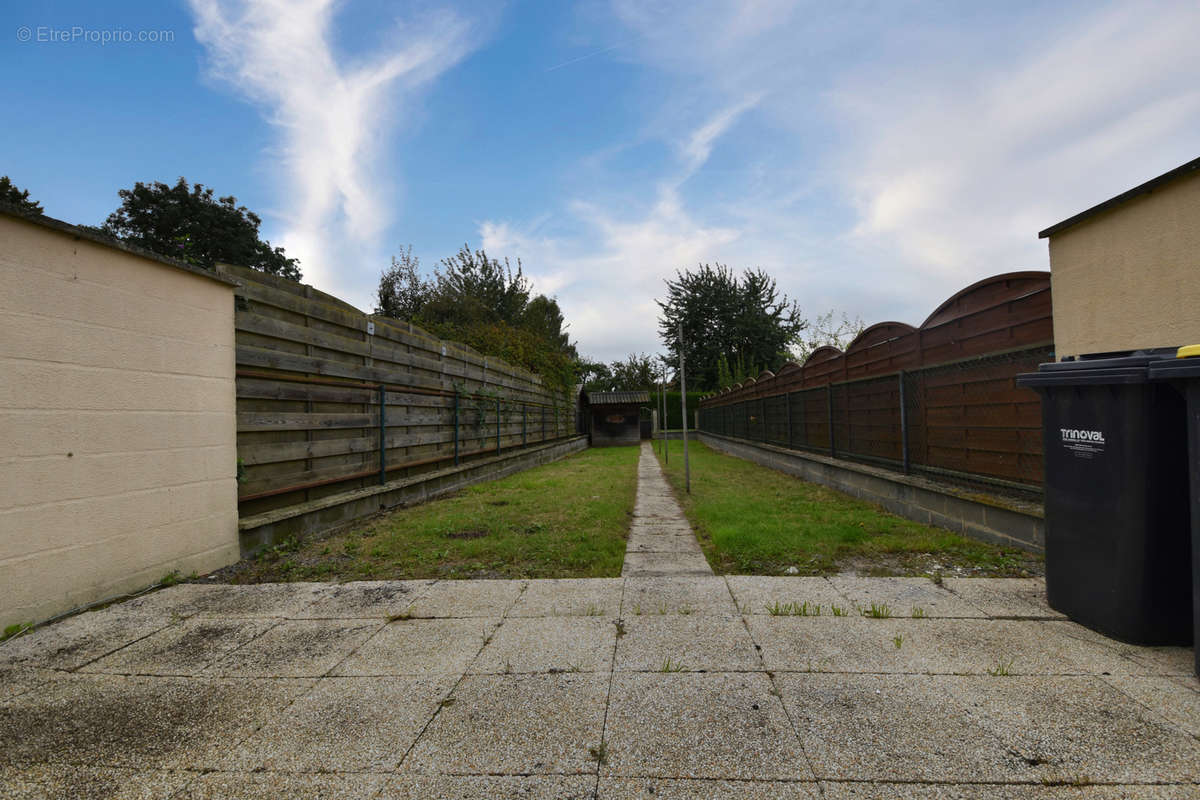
xmin=4 ymin=1 xmax=1198 ymax=363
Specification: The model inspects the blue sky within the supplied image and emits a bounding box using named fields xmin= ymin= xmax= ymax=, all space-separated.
xmin=4 ymin=1 xmax=1198 ymax=362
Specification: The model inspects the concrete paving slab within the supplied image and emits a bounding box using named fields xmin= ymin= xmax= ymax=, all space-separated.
xmin=599 ymin=778 xmax=820 ymax=798
xmin=828 ymin=577 xmax=987 ymax=618
xmin=202 ymin=619 xmax=381 ymax=677
xmin=1103 ymin=674 xmax=1200 ymax=738
xmin=510 ymin=578 xmax=624 ymax=617
xmin=0 ymin=665 xmax=56 ymax=703
xmin=0 ymin=606 xmax=174 ymax=671
xmin=177 ymin=771 xmax=388 ymax=799
xmin=776 ymin=673 xmax=1030 ymax=782
xmin=748 ymin=617 xmax=1136 ymax=675
xmin=622 ymin=551 xmax=713 ymax=577
xmin=603 ymin=672 xmax=811 ymax=780
xmin=944 ymin=675 xmax=1200 ymax=784
xmin=614 ymin=614 xmax=761 ymax=672
xmin=471 ymin=617 xmax=616 ymax=674
xmin=79 ymin=618 xmax=277 ymax=676
xmin=1116 ymin=644 xmax=1198 ymax=677
xmin=229 ymin=676 xmax=453 ymax=772
xmin=120 ymin=582 xmax=329 ymax=619
xmin=291 ymin=579 xmax=433 ymax=618
xmin=0 ymin=765 xmax=194 ymax=800
xmin=403 ymin=673 xmax=608 ymax=775
xmin=726 ymin=576 xmax=853 ymax=616
xmin=330 ymin=618 xmax=497 ymax=676
xmin=0 ymin=673 xmax=311 ymax=769
xmin=622 ymin=577 xmax=738 ymax=616
xmin=625 ymin=531 xmax=705 ymax=554
xmin=406 ymin=579 xmax=526 ymax=617
xmin=818 ymin=783 xmax=1200 ymax=799
xmin=941 ymin=577 xmax=1064 ymax=619
xmin=382 ymin=774 xmax=599 ymax=799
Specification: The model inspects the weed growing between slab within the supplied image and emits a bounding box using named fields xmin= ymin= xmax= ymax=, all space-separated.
xmin=655 ymin=441 xmax=1042 ymax=577
xmin=220 ymin=446 xmax=640 ymax=583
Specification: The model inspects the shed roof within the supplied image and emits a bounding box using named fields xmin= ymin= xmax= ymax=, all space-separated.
xmin=587 ymin=391 xmax=650 ymax=405
xmin=1038 ymin=155 xmax=1200 ymax=239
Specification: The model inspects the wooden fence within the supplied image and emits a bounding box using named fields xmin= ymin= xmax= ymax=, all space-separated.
xmin=218 ymin=264 xmax=576 ymax=518
xmin=698 ymin=272 xmax=1053 ymax=491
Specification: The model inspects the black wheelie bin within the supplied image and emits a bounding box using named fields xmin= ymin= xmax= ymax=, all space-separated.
xmin=1148 ymin=345 xmax=1200 ymax=674
xmin=1017 ymin=349 xmax=1192 ymax=645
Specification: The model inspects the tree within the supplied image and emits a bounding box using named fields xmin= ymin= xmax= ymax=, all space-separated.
xmin=609 ymin=353 xmax=657 ymax=390
xmin=577 ymin=357 xmax=613 ymax=391
xmin=791 ymin=310 xmax=866 ymax=361
xmin=101 ymin=178 xmax=300 ymax=280
xmin=375 ymin=243 xmax=578 ymax=394
xmin=0 ymin=176 xmax=43 ymax=215
xmin=657 ymin=263 xmax=805 ymax=390
xmin=376 ymin=246 xmax=427 ymax=319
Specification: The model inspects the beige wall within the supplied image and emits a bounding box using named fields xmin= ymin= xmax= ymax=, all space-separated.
xmin=0 ymin=215 xmax=240 ymax=628
xmin=1048 ymin=170 xmax=1200 ymax=358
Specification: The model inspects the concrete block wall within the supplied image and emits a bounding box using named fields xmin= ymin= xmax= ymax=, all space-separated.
xmin=0 ymin=213 xmax=241 ymax=628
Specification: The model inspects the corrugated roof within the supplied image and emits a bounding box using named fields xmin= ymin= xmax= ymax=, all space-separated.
xmin=587 ymin=391 xmax=650 ymax=405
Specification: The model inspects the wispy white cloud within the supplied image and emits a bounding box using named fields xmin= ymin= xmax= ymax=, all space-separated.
xmin=187 ymin=0 xmax=478 ymax=307
xmin=488 ymin=0 xmax=1200 ymax=362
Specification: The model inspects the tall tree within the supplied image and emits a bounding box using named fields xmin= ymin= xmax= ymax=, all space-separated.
xmin=375 ymin=246 xmax=427 ymax=319
xmin=0 ymin=176 xmax=43 ymax=215
xmin=791 ymin=310 xmax=867 ymax=361
xmin=101 ymin=178 xmax=300 ymax=280
xmin=657 ymin=263 xmax=805 ymax=390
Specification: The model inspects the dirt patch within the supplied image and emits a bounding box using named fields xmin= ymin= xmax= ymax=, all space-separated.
xmin=445 ymin=530 xmax=489 ymax=540
xmin=831 ymin=550 xmax=1043 ymax=578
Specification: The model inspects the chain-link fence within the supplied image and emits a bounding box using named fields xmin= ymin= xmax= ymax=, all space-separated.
xmin=699 ymin=346 xmax=1051 ymax=494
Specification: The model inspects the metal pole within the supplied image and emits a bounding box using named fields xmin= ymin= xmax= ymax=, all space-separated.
xmin=760 ymin=397 xmax=767 ymax=442
xmin=522 ymin=404 xmax=527 ymax=447
xmin=662 ymin=366 xmax=669 ymax=464
xmin=496 ymin=398 xmax=502 ymax=455
xmin=899 ymin=371 xmax=910 ymax=473
xmin=542 ymin=404 xmax=546 ymax=442
xmin=378 ymin=384 xmax=387 ymax=484
xmin=678 ymin=323 xmax=690 ymax=494
xmin=453 ymin=391 xmax=460 ymax=466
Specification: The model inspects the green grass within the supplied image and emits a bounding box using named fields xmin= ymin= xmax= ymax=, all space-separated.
xmin=229 ymin=446 xmax=640 ymax=582
xmin=655 ymin=440 xmax=1041 ymax=577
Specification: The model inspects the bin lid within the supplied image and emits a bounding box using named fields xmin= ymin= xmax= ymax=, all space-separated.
xmin=1016 ymin=348 xmax=1179 ymax=388
xmin=1148 ymin=344 xmax=1200 ymax=379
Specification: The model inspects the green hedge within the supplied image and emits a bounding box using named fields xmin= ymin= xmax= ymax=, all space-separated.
xmin=646 ymin=391 xmax=705 ymax=429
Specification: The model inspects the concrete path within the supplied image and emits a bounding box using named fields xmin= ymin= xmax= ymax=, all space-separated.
xmin=621 ymin=442 xmax=712 ymax=578
xmin=2 ymin=575 xmax=1197 ymax=798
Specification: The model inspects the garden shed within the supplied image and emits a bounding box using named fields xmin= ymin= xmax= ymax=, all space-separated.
xmin=582 ymin=390 xmax=650 ymax=447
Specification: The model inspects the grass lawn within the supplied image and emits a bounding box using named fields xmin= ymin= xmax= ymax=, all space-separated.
xmin=224 ymin=446 xmax=641 ymax=583
xmin=654 ymin=440 xmax=1041 ymax=577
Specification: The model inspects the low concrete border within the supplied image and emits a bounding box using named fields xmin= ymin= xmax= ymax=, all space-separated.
xmin=239 ymin=436 xmax=589 ymax=555
xmin=699 ymin=432 xmax=1044 ymax=552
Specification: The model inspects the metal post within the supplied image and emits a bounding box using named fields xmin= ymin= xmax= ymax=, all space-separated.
xmin=496 ymin=398 xmax=502 ymax=455
xmin=662 ymin=368 xmax=669 ymax=464
xmin=453 ymin=391 xmax=460 ymax=466
xmin=760 ymin=397 xmax=767 ymax=442
xmin=899 ymin=371 xmax=910 ymax=473
xmin=522 ymin=404 xmax=527 ymax=447
xmin=678 ymin=323 xmax=690 ymax=494
xmin=827 ymin=384 xmax=836 ymax=458
xmin=542 ymin=404 xmax=546 ymax=442
xmin=785 ymin=391 xmax=793 ymax=449
xmin=378 ymin=384 xmax=387 ymax=484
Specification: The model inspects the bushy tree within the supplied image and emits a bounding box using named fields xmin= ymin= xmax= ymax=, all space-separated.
xmin=0 ymin=176 xmax=43 ymax=215
xmin=609 ymin=353 xmax=657 ymax=390
xmin=101 ymin=178 xmax=300 ymax=280
xmin=375 ymin=243 xmax=577 ymax=394
xmin=657 ymin=263 xmax=805 ymax=390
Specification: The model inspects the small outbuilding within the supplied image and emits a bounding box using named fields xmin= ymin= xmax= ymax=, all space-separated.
xmin=581 ymin=390 xmax=650 ymax=447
